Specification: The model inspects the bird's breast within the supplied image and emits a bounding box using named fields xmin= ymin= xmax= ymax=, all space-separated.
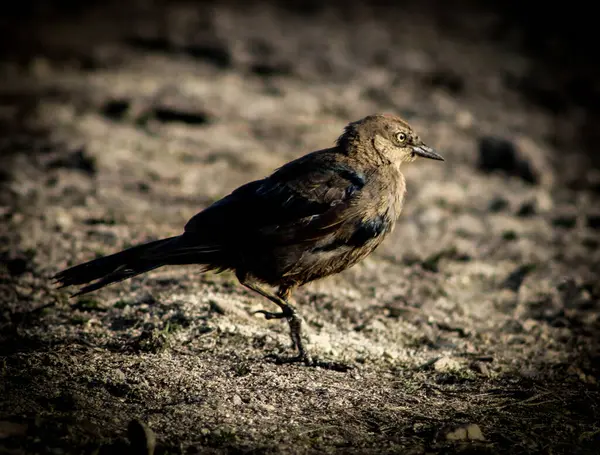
xmin=365 ymin=167 xmax=406 ymax=223
xmin=387 ymin=169 xmax=406 ymax=224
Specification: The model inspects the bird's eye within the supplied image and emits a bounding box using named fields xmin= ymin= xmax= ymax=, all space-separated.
xmin=396 ymin=132 xmax=407 ymax=143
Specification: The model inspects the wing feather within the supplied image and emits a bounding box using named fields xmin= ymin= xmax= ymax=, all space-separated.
xmin=183 ymin=149 xmax=368 ymax=249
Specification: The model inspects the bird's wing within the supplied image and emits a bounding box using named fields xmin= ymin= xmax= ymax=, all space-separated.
xmin=183 ymin=150 xmax=370 ymax=248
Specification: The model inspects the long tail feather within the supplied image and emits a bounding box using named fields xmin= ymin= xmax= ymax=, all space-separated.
xmin=53 ymin=234 xmax=224 ymax=297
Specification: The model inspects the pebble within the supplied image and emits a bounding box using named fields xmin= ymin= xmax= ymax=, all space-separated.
xmin=127 ymin=419 xmax=156 ymax=455
xmin=433 ymin=356 xmax=461 ymax=372
xmin=446 ymin=423 xmax=485 ymax=441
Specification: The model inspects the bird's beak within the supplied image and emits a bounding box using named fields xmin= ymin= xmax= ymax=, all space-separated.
xmin=412 ymin=145 xmax=444 ymax=161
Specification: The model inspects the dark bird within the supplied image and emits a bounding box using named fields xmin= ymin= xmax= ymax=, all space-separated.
xmin=53 ymin=114 xmax=444 ymax=364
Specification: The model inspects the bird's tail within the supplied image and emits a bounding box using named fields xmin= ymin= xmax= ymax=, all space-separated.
xmin=52 ymin=235 xmax=221 ymax=297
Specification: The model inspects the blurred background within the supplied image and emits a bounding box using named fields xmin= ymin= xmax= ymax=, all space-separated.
xmin=1 ymin=0 xmax=599 ymax=454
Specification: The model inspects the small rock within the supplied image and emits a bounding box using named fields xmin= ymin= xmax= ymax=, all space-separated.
xmin=502 ymin=319 xmax=524 ymax=334
xmin=586 ymin=214 xmax=600 ymax=230
xmin=102 ymin=99 xmax=130 ymax=120
xmin=84 ymin=216 xmax=117 ymax=226
xmin=446 ymin=427 xmax=467 ymax=441
xmin=533 ymin=191 xmax=553 ymax=212
xmin=55 ymin=210 xmax=74 ymax=230
xmin=6 ymin=256 xmax=29 ymax=276
xmin=477 ymin=136 xmax=530 ymax=181
xmin=128 ymin=419 xmax=156 ymax=455
xmin=456 ymin=110 xmax=474 ymax=129
xmin=515 ymin=136 xmax=555 ymax=187
xmin=362 ymin=318 xmax=388 ymax=334
xmin=261 ymin=403 xmax=276 ymax=413
xmin=113 ymin=369 xmax=126 ymax=383
xmin=421 ymin=246 xmax=471 ymax=272
xmin=552 ymin=214 xmax=577 ymax=229
xmin=433 ymin=356 xmax=461 ymax=372
xmin=209 ymin=299 xmax=226 ymax=315
xmin=477 ymin=136 xmax=552 ymax=185
xmin=521 ymin=318 xmax=539 ymax=332
xmin=137 ymin=181 xmax=151 ymax=193
xmin=232 ymin=394 xmax=243 ymax=406
xmin=502 ymin=264 xmax=536 ymax=292
xmin=466 ymin=424 xmax=485 ymax=441
xmin=48 ymin=147 xmax=97 ymax=176
xmin=446 ymin=423 xmax=485 ymax=441
xmin=129 ymin=327 xmax=168 ymax=353
xmin=152 ymin=105 xmax=210 ymax=126
xmin=470 ymin=361 xmax=490 ymax=376
xmin=516 ymin=200 xmax=536 ymax=217
xmin=135 ymin=292 xmax=157 ymax=305
xmin=488 ymin=196 xmax=509 ymax=212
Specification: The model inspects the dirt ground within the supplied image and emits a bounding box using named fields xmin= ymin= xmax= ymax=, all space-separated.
xmin=1 ymin=1 xmax=599 ymax=453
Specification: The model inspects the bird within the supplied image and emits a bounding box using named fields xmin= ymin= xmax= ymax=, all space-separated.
xmin=52 ymin=114 xmax=444 ymax=365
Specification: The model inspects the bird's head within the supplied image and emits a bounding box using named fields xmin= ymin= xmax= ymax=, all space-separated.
xmin=338 ymin=114 xmax=444 ymax=166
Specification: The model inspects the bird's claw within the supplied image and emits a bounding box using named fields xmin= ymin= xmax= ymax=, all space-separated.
xmin=264 ymin=352 xmax=352 ymax=371
xmin=253 ymin=309 xmax=287 ymax=320
xmin=265 ymin=351 xmax=314 ymax=366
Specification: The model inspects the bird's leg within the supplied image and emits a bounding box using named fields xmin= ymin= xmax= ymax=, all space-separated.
xmin=275 ymin=286 xmax=304 ymax=355
xmin=236 ymin=272 xmax=310 ymax=364
xmin=252 ymin=287 xmax=292 ymax=320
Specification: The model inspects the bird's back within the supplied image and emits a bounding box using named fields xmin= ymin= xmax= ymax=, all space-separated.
xmin=183 ymin=147 xmax=406 ymax=287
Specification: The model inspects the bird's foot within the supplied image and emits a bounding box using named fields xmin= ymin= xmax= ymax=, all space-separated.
xmin=311 ymin=358 xmax=354 ymax=372
xmin=265 ymin=351 xmax=313 ymax=366
xmin=253 ymin=303 xmax=295 ymax=321
xmin=264 ymin=352 xmax=353 ymax=372
xmin=253 ymin=309 xmax=287 ymax=320
xmin=255 ymin=307 xmax=314 ymax=364
xmin=286 ymin=313 xmax=354 ymax=371
xmin=253 ymin=301 xmax=349 ymax=370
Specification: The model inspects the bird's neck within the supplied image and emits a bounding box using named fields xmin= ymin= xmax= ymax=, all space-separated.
xmin=342 ymin=140 xmax=391 ymax=168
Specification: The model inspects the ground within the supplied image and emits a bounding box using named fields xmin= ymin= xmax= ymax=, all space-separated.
xmin=1 ymin=1 xmax=599 ymax=454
